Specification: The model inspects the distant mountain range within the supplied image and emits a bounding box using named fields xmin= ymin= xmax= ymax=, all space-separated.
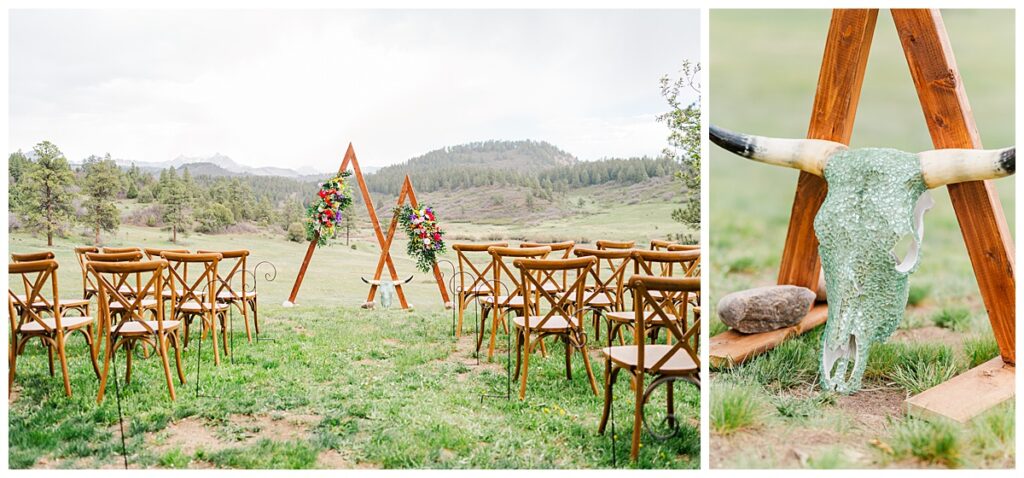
xmin=95 ymin=153 xmax=339 ymax=178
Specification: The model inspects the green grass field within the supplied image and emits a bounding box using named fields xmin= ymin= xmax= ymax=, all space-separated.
xmin=710 ymin=9 xmax=1015 ymax=469
xmin=8 ymin=194 xmax=697 ymax=468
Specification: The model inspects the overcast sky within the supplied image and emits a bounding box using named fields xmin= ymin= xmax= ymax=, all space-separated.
xmin=10 ymin=9 xmax=699 ymax=170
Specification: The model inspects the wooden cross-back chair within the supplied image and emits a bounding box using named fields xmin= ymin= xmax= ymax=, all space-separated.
xmin=144 ymin=247 xmax=190 ymax=303
xmin=9 ymin=259 xmax=101 ymax=398
xmin=605 ymin=249 xmax=700 ymax=345
xmin=513 ymin=256 xmax=599 ymax=399
xmin=649 ymin=239 xmax=677 ymax=251
xmin=102 ymin=246 xmax=142 ymax=254
xmin=519 ymin=241 xmax=575 ymax=293
xmin=451 ymin=242 xmax=508 ymax=338
xmin=599 ymin=275 xmax=700 ymax=461
xmin=85 ymin=252 xmax=155 ymax=331
xmin=572 ymin=247 xmax=633 ymax=342
xmin=198 ymin=249 xmax=258 ymax=343
xmin=90 ymin=259 xmax=184 ymax=402
xmin=478 ymin=245 xmax=551 ymax=361
xmin=74 ymin=246 xmax=100 ymax=300
xmin=11 ymin=251 xmax=92 ymax=334
xmin=162 ymin=252 xmax=229 ymax=366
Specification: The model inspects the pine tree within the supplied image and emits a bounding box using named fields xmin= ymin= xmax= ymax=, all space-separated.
xmin=18 ymin=141 xmax=77 ymax=246
xmin=158 ymin=167 xmax=191 ymax=243
xmin=659 ymin=60 xmax=701 ymax=242
xmin=81 ymin=154 xmax=125 ymax=244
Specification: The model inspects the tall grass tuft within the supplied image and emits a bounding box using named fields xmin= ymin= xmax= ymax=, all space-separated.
xmin=907 ymin=284 xmax=932 ymax=307
xmin=890 ymin=418 xmax=961 ymax=467
xmin=735 ymin=330 xmax=819 ymax=390
xmin=711 ymin=381 xmax=767 ymax=434
xmin=888 ymin=343 xmax=960 ymax=394
xmin=932 ymin=307 xmax=970 ymax=331
xmin=962 ymin=335 xmax=1000 ymax=369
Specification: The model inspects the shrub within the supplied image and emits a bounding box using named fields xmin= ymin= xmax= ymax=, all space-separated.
xmin=287 ymin=222 xmax=306 ymax=242
xmin=907 ymin=284 xmax=931 ymax=306
xmin=932 ymin=307 xmax=970 ymax=331
xmin=962 ymin=335 xmax=1000 ymax=369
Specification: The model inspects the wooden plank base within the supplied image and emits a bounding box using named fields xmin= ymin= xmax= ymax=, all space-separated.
xmin=709 ymin=304 xmax=828 ymax=368
xmin=905 ymin=357 xmax=1014 ymax=423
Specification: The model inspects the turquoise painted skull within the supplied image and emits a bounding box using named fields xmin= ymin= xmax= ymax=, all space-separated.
xmin=711 ymin=125 xmax=1014 ymax=394
xmin=362 ymin=275 xmax=413 ymax=309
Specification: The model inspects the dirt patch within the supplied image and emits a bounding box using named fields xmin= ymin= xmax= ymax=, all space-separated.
xmin=382 ymin=338 xmax=401 ymax=346
xmin=146 ymin=411 xmax=320 ymax=456
xmin=836 ymin=387 xmax=907 ymax=430
xmin=316 ymin=449 xmax=352 ymax=468
xmin=891 ymin=326 xmax=963 ymax=352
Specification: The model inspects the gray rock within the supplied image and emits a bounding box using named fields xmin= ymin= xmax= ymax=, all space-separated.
xmin=717 ymin=285 xmax=816 ymax=333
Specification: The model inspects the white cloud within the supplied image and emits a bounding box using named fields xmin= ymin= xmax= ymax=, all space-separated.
xmin=10 ymin=9 xmax=700 ymax=170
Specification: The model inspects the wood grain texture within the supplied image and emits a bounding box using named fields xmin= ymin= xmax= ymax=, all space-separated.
xmin=776 ymin=9 xmax=879 ymax=291
xmin=709 ymin=304 xmax=828 ymax=368
xmin=892 ymin=9 xmax=1016 ymax=364
xmin=905 ymin=357 xmax=1014 ymax=423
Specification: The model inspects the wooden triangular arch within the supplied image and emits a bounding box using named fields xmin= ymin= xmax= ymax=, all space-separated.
xmin=285 ymin=144 xmax=450 ymax=310
xmin=710 ymin=9 xmax=1014 ymax=422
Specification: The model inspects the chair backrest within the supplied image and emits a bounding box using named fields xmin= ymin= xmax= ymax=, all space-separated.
xmin=161 ymin=252 xmax=223 ymax=307
xmin=649 ymin=239 xmax=677 ymax=251
xmin=631 ymin=249 xmax=700 ymax=278
xmin=102 ymin=246 xmax=142 ymax=254
xmin=11 ymin=251 xmax=55 ymax=262
xmin=487 ymin=246 xmax=551 ymax=304
xmin=667 ymin=244 xmax=701 ymax=277
xmin=630 ymin=275 xmax=700 ymax=373
xmin=86 ymin=251 xmax=145 ymax=298
xmin=514 ymin=256 xmax=596 ymax=331
xmin=74 ymin=246 xmax=100 ymax=293
xmin=520 ymin=241 xmax=575 ymax=290
xmin=596 ymin=240 xmax=635 ymax=251
xmin=90 ymin=260 xmax=168 ymax=334
xmin=451 ymin=242 xmax=508 ymax=298
xmin=573 ymin=247 xmax=633 ymax=310
xmin=8 ymin=260 xmax=62 ymax=333
xmin=143 ymin=247 xmax=189 ymax=260
xmin=197 ymin=249 xmax=249 ymax=300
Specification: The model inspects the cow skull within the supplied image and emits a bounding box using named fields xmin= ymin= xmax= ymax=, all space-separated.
xmin=711 ymin=125 xmax=1014 ymax=394
xmin=362 ymin=275 xmax=414 ymax=309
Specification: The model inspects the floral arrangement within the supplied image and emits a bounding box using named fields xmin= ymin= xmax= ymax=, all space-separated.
xmin=396 ymin=204 xmax=446 ymax=272
xmin=305 ymin=171 xmax=354 ymax=247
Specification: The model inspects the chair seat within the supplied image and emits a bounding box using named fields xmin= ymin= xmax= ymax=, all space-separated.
xmin=605 ymin=311 xmax=680 ymax=324
xmin=160 ymin=288 xmax=186 ymax=298
xmin=115 ymin=320 xmax=182 ymax=336
xmin=601 ymin=344 xmax=697 ymax=373
xmin=217 ymin=290 xmax=256 ymax=301
xmin=31 ymin=298 xmax=90 ymax=309
xmin=581 ymin=292 xmax=615 ymax=308
xmin=462 ymin=284 xmax=493 ymax=296
xmin=109 ymin=298 xmax=159 ymax=309
xmin=479 ymin=295 xmax=525 ymax=307
xmin=20 ymin=315 xmax=94 ymax=333
xmin=512 ymin=314 xmax=581 ymax=331
xmin=179 ymin=301 xmax=230 ymax=312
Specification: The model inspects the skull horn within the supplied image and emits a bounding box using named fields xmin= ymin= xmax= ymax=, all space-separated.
xmin=918 ymin=147 xmax=1015 ymax=188
xmin=710 ymin=124 xmax=847 ymax=176
xmin=399 ymin=275 xmax=414 ymax=285
xmin=361 ymin=277 xmax=381 ymax=286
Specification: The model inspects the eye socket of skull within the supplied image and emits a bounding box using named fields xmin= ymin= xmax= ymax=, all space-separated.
xmin=890 ymin=192 xmax=935 ymax=273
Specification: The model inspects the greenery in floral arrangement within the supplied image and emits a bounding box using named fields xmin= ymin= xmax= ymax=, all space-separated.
xmin=396 ymin=204 xmax=445 ymax=272
xmin=304 ymin=171 xmax=354 ymax=247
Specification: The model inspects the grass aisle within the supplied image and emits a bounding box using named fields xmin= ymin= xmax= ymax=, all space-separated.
xmin=9 ymin=304 xmax=698 ymax=469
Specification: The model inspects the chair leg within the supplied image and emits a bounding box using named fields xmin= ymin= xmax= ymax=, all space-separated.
xmin=47 ymin=342 xmax=55 ymax=377
xmin=219 ymin=311 xmax=230 ymax=358
xmin=578 ymin=335 xmax=599 ymax=396
xmin=487 ymin=306 xmax=501 ymax=361
xmin=158 ymin=334 xmax=176 ymax=401
xmin=564 ymin=336 xmax=572 ymax=380
xmin=124 ymin=340 xmax=134 ymax=385
xmin=96 ymin=337 xmax=115 ymax=404
xmin=210 ymin=311 xmax=221 ymax=366
xmin=598 ymin=362 xmax=620 ymax=434
xmin=476 ymin=306 xmax=490 ymax=353
xmin=456 ymin=294 xmax=465 ymax=338
xmin=513 ymin=328 xmax=523 ymax=380
xmin=84 ymin=325 xmax=101 ymax=379
xmin=250 ymin=298 xmax=260 ymax=336
xmin=56 ymin=331 xmax=72 ymax=397
xmin=241 ymin=300 xmax=252 ymax=344
xmin=518 ymin=332 xmax=532 ymax=400
xmin=172 ymin=330 xmax=185 ymax=384
xmin=9 ymin=340 xmax=18 ymax=398
xmin=631 ymin=371 xmax=644 ymax=461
